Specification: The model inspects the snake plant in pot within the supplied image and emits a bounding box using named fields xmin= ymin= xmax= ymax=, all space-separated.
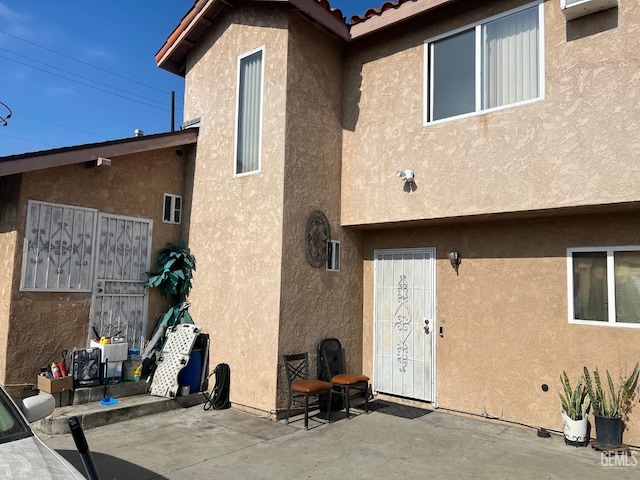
xmin=558 ymin=372 xmax=591 ymax=446
xmin=583 ymin=363 xmax=639 ymax=448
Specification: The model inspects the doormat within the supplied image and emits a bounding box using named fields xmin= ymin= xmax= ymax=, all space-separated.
xmin=355 ymin=400 xmax=432 ymax=419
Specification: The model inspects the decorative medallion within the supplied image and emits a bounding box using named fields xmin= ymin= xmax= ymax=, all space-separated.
xmin=304 ymin=210 xmax=331 ymax=268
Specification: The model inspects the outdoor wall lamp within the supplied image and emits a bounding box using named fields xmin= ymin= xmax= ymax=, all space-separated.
xmin=448 ymin=251 xmax=461 ymax=275
xmin=396 ymin=169 xmax=415 ymax=183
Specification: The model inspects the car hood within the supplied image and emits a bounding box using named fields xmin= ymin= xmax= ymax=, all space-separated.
xmin=0 ymin=435 xmax=85 ymax=479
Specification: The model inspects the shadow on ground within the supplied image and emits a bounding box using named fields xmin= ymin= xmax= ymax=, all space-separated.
xmin=56 ymin=450 xmax=168 ymax=480
xmin=355 ymin=399 xmax=433 ymax=419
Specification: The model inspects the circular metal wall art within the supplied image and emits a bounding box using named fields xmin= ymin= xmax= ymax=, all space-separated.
xmin=304 ymin=210 xmax=331 ymax=268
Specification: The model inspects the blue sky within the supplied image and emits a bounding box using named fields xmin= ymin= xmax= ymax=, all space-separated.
xmin=0 ymin=1 xmax=380 ymax=157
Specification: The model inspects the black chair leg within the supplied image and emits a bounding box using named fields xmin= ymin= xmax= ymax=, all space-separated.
xmin=286 ymin=392 xmax=291 ymax=424
xmin=326 ymin=389 xmax=332 ymax=425
xmin=345 ymin=386 xmax=351 ymax=419
xmin=304 ymin=394 xmax=309 ymax=430
xmin=364 ymin=382 xmax=369 ymax=413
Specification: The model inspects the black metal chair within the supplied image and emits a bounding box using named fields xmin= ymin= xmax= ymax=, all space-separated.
xmin=283 ymin=353 xmax=333 ymax=430
xmin=322 ymin=347 xmax=369 ymax=419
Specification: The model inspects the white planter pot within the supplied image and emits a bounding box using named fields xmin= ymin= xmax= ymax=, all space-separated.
xmin=561 ymin=411 xmax=589 ymax=446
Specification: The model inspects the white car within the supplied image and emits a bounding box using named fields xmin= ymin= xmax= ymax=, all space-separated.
xmin=0 ymin=385 xmax=86 ymax=479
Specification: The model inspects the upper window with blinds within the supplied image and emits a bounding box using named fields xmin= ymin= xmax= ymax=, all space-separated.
xmin=21 ymin=200 xmax=97 ymax=292
xmin=234 ymin=46 xmax=264 ymax=176
xmin=424 ymin=2 xmax=544 ymax=124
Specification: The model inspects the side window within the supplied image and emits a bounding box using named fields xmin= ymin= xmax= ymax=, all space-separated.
xmin=163 ymin=194 xmax=182 ymax=224
xmin=425 ymin=2 xmax=543 ymax=124
xmin=568 ymin=247 xmax=640 ymax=327
xmin=235 ymin=46 xmax=264 ymax=176
xmin=21 ymin=201 xmax=97 ymax=291
xmin=327 ymin=240 xmax=341 ymax=272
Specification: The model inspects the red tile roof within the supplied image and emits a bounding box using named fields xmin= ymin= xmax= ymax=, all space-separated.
xmin=317 ymin=0 xmax=415 ymax=26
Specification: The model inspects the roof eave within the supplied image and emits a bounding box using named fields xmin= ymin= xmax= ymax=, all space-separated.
xmin=0 ymin=129 xmax=199 ymax=177
xmin=155 ymin=0 xmax=350 ymax=77
xmin=350 ymin=0 xmax=456 ymax=39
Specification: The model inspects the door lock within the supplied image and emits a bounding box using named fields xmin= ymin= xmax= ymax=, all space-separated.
xmin=423 ymin=318 xmax=430 ymax=334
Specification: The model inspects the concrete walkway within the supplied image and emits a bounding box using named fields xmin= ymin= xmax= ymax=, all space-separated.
xmin=42 ymin=404 xmax=639 ymax=480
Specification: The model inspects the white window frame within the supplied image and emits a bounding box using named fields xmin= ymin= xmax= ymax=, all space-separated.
xmin=21 ymin=200 xmax=97 ymax=292
xmin=327 ymin=240 xmax=341 ymax=272
xmin=163 ymin=193 xmax=182 ymax=224
xmin=567 ymin=246 xmax=640 ymax=329
xmin=423 ymin=1 xmax=545 ymax=126
xmin=233 ymin=45 xmax=265 ymax=177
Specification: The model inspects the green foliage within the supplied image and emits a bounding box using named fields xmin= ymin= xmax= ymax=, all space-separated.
xmin=583 ymin=363 xmax=640 ymax=419
xmin=558 ymin=371 xmax=590 ymax=420
xmin=146 ymin=240 xmax=196 ymax=327
xmin=145 ymin=240 xmax=196 ymax=301
xmin=161 ymin=303 xmax=194 ymax=328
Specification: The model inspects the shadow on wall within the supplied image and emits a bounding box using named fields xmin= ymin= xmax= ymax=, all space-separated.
xmin=566 ymin=7 xmax=618 ymax=42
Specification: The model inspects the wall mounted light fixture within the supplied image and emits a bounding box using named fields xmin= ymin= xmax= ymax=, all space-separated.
xmin=448 ymin=251 xmax=461 ymax=275
xmin=396 ymin=169 xmax=415 ymax=183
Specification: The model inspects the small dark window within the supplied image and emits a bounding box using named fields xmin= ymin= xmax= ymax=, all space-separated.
xmin=327 ymin=240 xmax=340 ymax=272
xmin=163 ymin=194 xmax=182 ymax=224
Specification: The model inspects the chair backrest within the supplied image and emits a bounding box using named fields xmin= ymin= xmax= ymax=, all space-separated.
xmin=283 ymin=353 xmax=309 ymax=386
xmin=317 ymin=337 xmax=343 ymax=381
xmin=322 ymin=348 xmax=346 ymax=378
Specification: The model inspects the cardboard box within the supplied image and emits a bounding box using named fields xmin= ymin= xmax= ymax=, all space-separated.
xmin=89 ymin=340 xmax=128 ymax=362
xmin=37 ymin=375 xmax=73 ymax=394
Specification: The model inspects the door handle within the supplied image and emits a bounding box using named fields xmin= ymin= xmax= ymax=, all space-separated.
xmin=423 ymin=318 xmax=430 ymax=334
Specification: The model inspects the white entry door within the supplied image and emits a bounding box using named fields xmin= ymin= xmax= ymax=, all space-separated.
xmin=374 ymin=248 xmax=435 ymax=402
xmin=88 ymin=213 xmax=153 ymax=352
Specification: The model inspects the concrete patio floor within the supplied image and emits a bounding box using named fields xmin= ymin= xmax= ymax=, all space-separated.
xmin=41 ymin=403 xmax=639 ymax=480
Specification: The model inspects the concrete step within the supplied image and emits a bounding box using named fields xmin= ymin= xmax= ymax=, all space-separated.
xmin=33 ymin=392 xmax=208 ymax=435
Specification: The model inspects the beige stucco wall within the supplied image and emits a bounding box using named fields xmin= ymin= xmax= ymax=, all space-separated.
xmin=362 ymin=211 xmax=640 ymax=445
xmin=342 ymin=0 xmax=640 ymax=225
xmin=275 ymin=12 xmax=364 ymax=410
xmin=183 ymin=3 xmax=289 ymax=413
xmin=4 ymin=147 xmax=187 ymax=385
xmin=183 ymin=4 xmax=365 ymax=414
xmin=0 ymin=176 xmax=21 ymax=385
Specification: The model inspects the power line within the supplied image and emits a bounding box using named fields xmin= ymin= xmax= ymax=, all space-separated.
xmin=0 ymin=47 xmax=182 ymax=111
xmin=0 ymin=53 xmax=174 ymax=112
xmin=0 ymin=29 xmax=183 ymax=100
xmin=0 ymin=132 xmax=56 ymax=148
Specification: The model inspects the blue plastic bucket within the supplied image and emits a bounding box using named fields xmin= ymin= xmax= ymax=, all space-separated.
xmin=178 ymin=350 xmax=203 ymax=394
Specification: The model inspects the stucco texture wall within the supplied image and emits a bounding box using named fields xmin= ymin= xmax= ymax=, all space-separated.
xmin=341 ymin=0 xmax=640 ymax=225
xmin=0 ymin=176 xmax=21 ymax=385
xmin=362 ymin=212 xmax=640 ymax=445
xmin=5 ymin=147 xmax=187 ymax=385
xmin=183 ymin=4 xmax=289 ymax=413
xmin=275 ymin=12 xmax=364 ymax=411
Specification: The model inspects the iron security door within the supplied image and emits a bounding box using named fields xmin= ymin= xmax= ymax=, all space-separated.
xmin=89 ymin=214 xmax=152 ymax=352
xmin=374 ymin=249 xmax=435 ymax=402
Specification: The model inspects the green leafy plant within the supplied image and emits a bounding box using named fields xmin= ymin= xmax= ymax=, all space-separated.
xmin=559 ymin=372 xmax=590 ymax=420
xmin=145 ymin=240 xmax=196 ymax=327
xmin=583 ymin=363 xmax=639 ymax=419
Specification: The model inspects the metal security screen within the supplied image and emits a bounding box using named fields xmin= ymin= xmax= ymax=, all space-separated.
xmin=21 ymin=201 xmax=97 ymax=291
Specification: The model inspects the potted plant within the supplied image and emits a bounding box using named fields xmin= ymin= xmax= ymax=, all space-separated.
xmin=583 ymin=363 xmax=639 ymax=448
xmin=141 ymin=240 xmax=197 ymax=375
xmin=558 ymin=371 xmax=591 ymax=446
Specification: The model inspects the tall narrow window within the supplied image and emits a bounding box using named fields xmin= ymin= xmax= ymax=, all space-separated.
xmin=235 ymin=47 xmax=264 ymax=175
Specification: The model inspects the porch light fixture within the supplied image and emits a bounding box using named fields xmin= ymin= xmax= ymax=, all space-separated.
xmin=396 ymin=169 xmax=415 ymax=183
xmin=448 ymin=251 xmax=461 ymax=275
